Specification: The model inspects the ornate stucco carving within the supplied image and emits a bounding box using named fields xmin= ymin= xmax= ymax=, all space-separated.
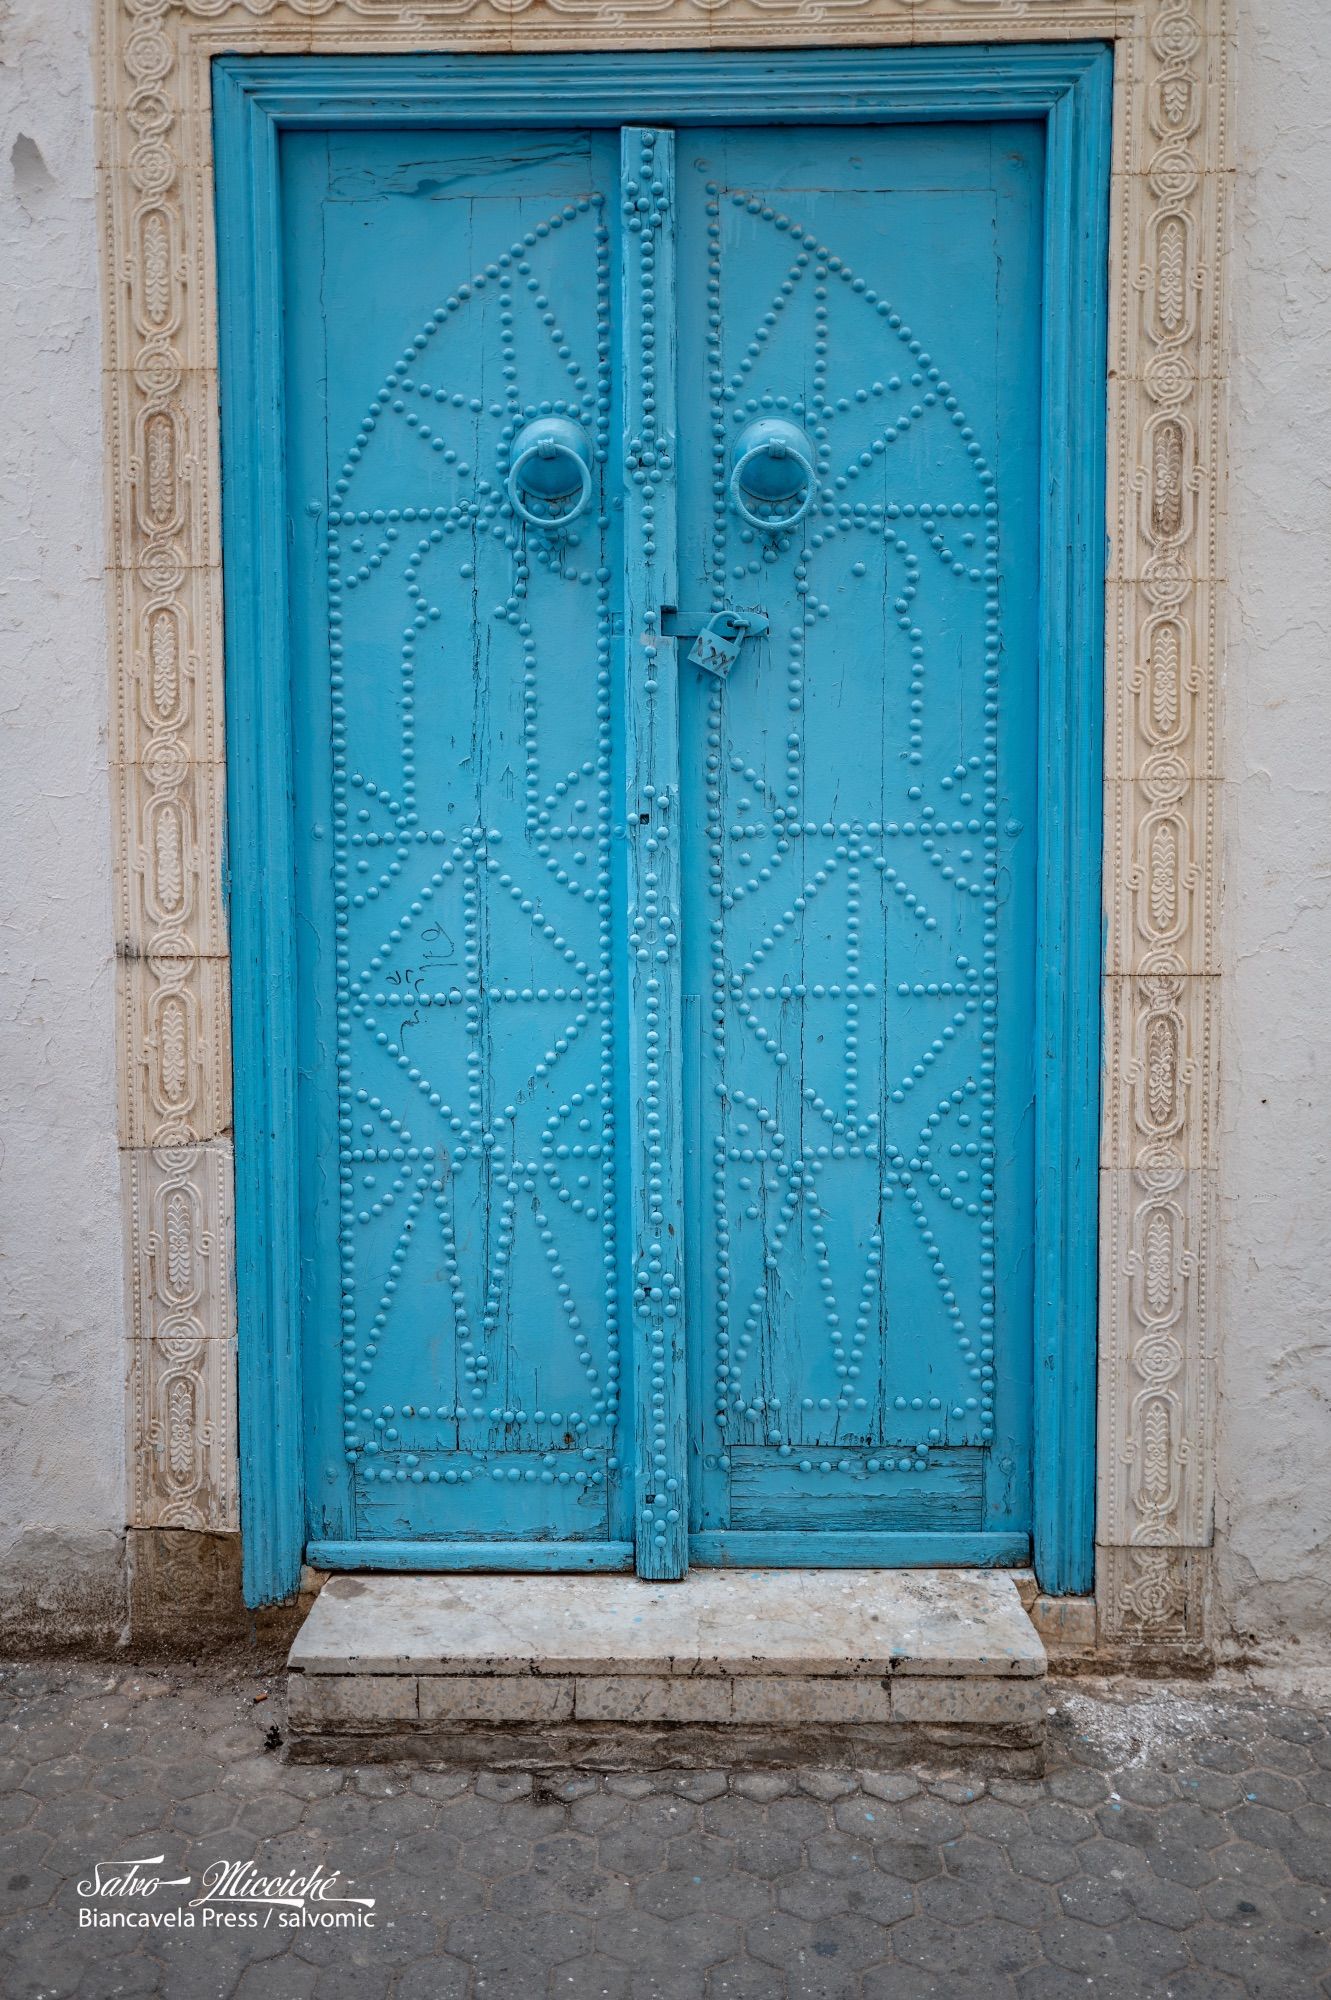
xmin=95 ymin=0 xmax=1229 ymax=1642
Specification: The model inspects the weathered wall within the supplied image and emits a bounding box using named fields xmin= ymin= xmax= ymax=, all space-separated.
xmin=0 ymin=0 xmax=126 ymax=1645
xmin=0 ymin=0 xmax=1328 ymax=1653
xmin=1215 ymin=0 xmax=1331 ymax=1654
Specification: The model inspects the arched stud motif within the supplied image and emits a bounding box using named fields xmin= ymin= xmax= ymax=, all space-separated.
xmin=694 ymin=174 xmax=1008 ymax=1510
xmin=309 ymin=165 xmax=624 ymax=1540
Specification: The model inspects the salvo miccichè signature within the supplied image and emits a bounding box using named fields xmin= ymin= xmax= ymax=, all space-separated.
xmin=76 ymin=1854 xmax=376 ymax=1930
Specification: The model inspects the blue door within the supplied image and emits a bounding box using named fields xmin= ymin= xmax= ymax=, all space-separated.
xmin=279 ymin=113 xmax=1044 ymax=1573
xmin=676 ymin=127 xmax=1042 ymax=1562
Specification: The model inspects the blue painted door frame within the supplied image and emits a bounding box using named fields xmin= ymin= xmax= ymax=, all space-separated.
xmin=214 ymin=45 xmax=1110 ymax=1609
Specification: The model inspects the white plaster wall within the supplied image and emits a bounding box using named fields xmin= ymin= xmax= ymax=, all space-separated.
xmin=0 ymin=0 xmax=1329 ymax=1649
xmin=1216 ymin=0 xmax=1331 ymax=1651
xmin=0 ymin=0 xmax=126 ymax=1624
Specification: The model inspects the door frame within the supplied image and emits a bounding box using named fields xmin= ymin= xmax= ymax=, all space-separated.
xmin=214 ymin=43 xmax=1110 ymax=1606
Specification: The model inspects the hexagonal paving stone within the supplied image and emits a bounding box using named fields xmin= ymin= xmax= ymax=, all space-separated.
xmin=1005 ymin=1837 xmax=1080 ymax=1886
xmin=1015 ymin=1971 xmax=1140 ymax=2000
xmin=549 ymin=1960 xmax=633 ymax=1999
xmin=775 ymin=1868 xmax=856 ymax=1922
xmin=731 ymin=1831 xmax=806 ymax=1882
xmin=798 ymin=1773 xmax=858 ymax=1803
xmin=1112 ymin=1914 xmax=1192 ymax=1980
xmin=706 ymin=1957 xmax=787 ymax=1999
xmin=604 ymin=1800 xmax=702 ymax=1876
xmin=747 ymin=1909 xmax=895 ymax=1977
xmin=965 ymin=1799 xmax=1030 ymax=1844
xmin=1119 ymin=1868 xmax=1202 ymax=1929
xmin=234 ymin=1960 xmax=318 ymax=2000
xmin=447 ymin=1908 xmax=595 ymax=1981
xmin=1113 ymin=1768 xmax=1177 ymax=1808
xmin=1046 ymin=1769 xmax=1110 ymax=1807
xmin=394 ymin=1952 xmax=473 ymax=2000
xmin=916 ymin=1872 xmax=995 ymax=1924
xmin=768 ymin=1799 xmax=835 ymax=1842
xmin=669 ymin=1774 xmax=730 ymax=1804
xmin=599 ymin=1910 xmax=740 ymax=1971
xmin=76 ymin=1947 xmax=163 ymax=1999
xmin=941 ymin=1834 xmax=1014 ymax=1882
xmin=873 ymin=1840 xmax=944 ymax=1884
xmin=630 ymin=1969 xmax=730 ymax=2000
xmin=844 ymin=1872 xmax=914 ymax=1927
xmin=894 ymin=1915 xmax=1043 ymax=1978
xmin=236 ymin=1792 xmax=309 ymax=1838
xmin=0 ymin=1792 xmax=36 ymax=1837
xmin=1057 ymin=1872 xmax=1133 ymax=1927
xmin=866 ymin=1970 xmax=1019 ymax=2000
xmin=570 ymin=1792 xmax=632 ymax=1837
xmin=804 ymin=1833 xmax=873 ymax=1880
xmin=785 ymin=1963 xmax=868 ymax=2000
xmin=0 ymin=1862 xmax=60 ymax=1918
xmin=633 ymin=1867 xmax=722 ymax=1922
xmin=1027 ymin=1800 xmax=1095 ymax=1845
xmin=859 ymin=1774 xmax=921 ymax=1804
xmin=731 ymin=1775 xmax=792 ymax=1804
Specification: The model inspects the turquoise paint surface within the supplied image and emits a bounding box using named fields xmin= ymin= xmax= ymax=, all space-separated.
xmin=215 ymin=47 xmax=1108 ymax=1601
xmin=676 ymin=126 xmax=1043 ymax=1548
xmin=282 ymin=128 xmax=633 ymax=1551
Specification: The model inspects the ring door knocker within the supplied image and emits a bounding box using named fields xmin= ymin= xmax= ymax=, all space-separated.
xmin=730 ymin=416 xmax=817 ymax=533
xmin=506 ymin=415 xmax=594 ymax=531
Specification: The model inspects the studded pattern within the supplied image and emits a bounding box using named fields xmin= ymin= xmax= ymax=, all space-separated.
xmin=621 ymin=129 xmax=689 ymax=1578
xmin=286 ymin=121 xmax=1045 ymax=1558
xmin=681 ymin=137 xmax=1042 ymax=1536
xmin=288 ymin=134 xmax=626 ymax=1540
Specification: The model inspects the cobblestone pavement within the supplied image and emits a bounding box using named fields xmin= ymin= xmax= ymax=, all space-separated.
xmin=1 ymin=1662 xmax=1329 ymax=2000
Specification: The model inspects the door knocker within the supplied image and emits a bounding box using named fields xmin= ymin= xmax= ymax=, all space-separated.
xmin=506 ymin=416 xmax=594 ymax=530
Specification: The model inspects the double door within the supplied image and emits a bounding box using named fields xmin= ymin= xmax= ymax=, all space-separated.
xmin=282 ymin=115 xmax=1043 ymax=1575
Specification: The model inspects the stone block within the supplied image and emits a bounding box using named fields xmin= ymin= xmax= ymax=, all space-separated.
xmin=574 ymin=1677 xmax=734 ymax=1722
xmin=731 ymin=1678 xmax=894 ymax=1724
xmin=890 ymin=1678 xmax=1046 ymax=1726
xmin=286 ymin=1673 xmax=418 ymax=1729
xmin=417 ymin=1675 xmax=574 ymax=1723
xmin=1030 ymin=1595 xmax=1097 ymax=1653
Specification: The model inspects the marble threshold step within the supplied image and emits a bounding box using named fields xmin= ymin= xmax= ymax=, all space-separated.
xmin=286 ymin=1569 xmax=1048 ymax=1772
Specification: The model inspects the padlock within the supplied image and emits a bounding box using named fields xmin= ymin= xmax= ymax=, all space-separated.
xmin=687 ymin=608 xmax=769 ymax=679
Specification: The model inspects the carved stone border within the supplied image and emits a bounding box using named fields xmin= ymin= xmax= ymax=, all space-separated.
xmin=95 ymin=0 xmax=1229 ymax=1647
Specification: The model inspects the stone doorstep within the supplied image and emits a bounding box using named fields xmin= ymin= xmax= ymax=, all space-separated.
xmin=288 ymin=1568 xmax=1046 ymax=1680
xmin=285 ymin=1569 xmax=1047 ymax=1767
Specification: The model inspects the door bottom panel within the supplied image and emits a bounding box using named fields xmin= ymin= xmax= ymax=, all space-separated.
xmin=308 ymin=1540 xmax=635 ymax=1573
xmin=355 ymin=1450 xmax=613 ymax=1542
xmin=726 ymin=1446 xmax=983 ymax=1533
xmin=689 ymin=1532 xmax=1029 ymax=1569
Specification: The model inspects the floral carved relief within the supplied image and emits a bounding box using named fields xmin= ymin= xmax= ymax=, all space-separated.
xmin=97 ymin=0 xmax=1228 ymax=1641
